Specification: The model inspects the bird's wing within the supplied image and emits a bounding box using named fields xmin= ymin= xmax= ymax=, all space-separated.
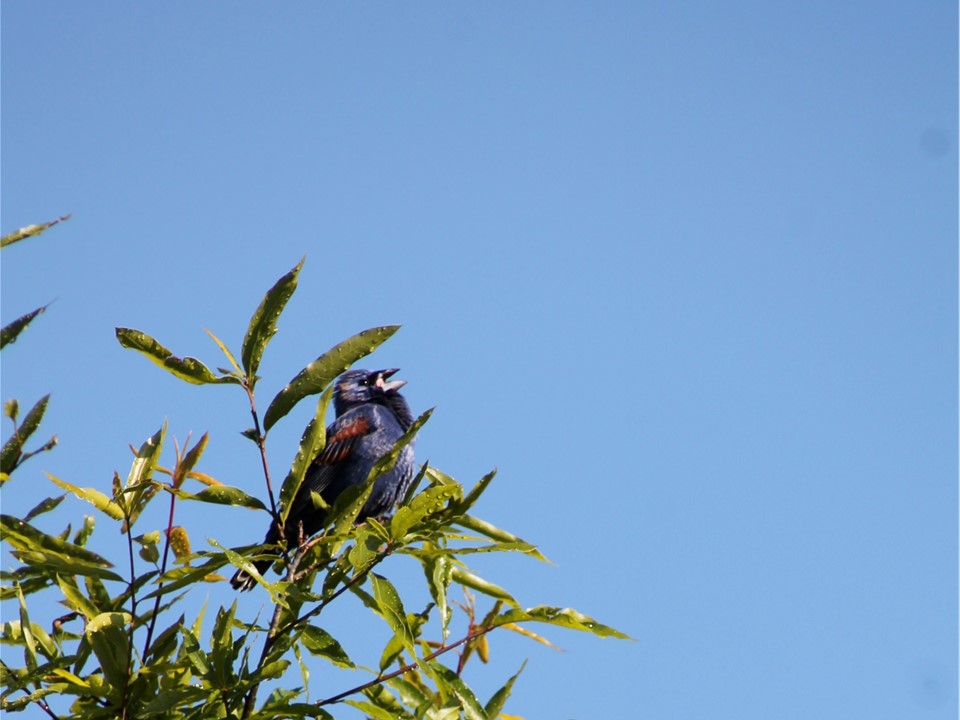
xmin=301 ymin=412 xmax=374 ymax=497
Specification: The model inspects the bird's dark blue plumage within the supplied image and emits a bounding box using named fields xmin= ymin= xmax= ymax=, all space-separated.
xmin=230 ymin=368 xmax=415 ymax=591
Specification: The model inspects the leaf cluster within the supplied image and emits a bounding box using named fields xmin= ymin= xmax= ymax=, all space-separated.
xmin=1 ymin=239 xmax=629 ymax=719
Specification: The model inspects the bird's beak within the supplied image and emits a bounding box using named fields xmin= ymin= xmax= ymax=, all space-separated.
xmin=376 ymin=368 xmax=406 ymax=392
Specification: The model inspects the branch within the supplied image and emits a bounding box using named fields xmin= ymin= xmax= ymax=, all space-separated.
xmin=244 ymin=385 xmax=286 ymax=562
xmin=0 ymin=659 xmax=63 ymax=719
xmin=141 ymin=485 xmax=178 ymax=658
xmin=240 ymin=542 xmax=310 ymax=718
xmin=316 ymin=623 xmax=496 ymax=707
xmin=278 ymin=540 xmax=394 ymax=639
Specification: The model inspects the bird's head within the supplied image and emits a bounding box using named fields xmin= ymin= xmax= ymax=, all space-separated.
xmin=334 ymin=368 xmax=407 ymax=415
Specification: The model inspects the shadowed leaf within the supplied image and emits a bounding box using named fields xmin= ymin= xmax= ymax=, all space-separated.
xmin=279 ymin=386 xmax=333 ymax=529
xmin=242 ymin=257 xmax=304 ymax=383
xmin=485 ymin=661 xmax=527 ymax=719
xmin=301 ymin=626 xmax=355 ymax=668
xmin=1 ymin=305 xmax=50 ymax=349
xmin=1 ymin=395 xmax=51 ymax=475
xmin=85 ymin=612 xmax=131 ymax=695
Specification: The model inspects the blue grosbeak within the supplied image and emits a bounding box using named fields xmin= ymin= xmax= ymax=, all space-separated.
xmin=230 ymin=368 xmax=416 ymax=591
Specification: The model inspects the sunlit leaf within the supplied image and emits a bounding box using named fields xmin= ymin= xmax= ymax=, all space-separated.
xmin=492 ymin=606 xmax=632 ymax=640
xmin=47 ymin=474 xmax=124 ymax=521
xmin=422 ymin=548 xmax=453 ymax=638
xmin=115 ymin=327 xmax=240 ymax=385
xmin=122 ymin=423 xmax=166 ymax=530
xmin=207 ymin=538 xmax=286 ymax=606
xmin=390 ymin=482 xmax=462 ymax=541
xmin=242 ymin=257 xmax=304 ymax=382
xmin=343 ymin=700 xmax=400 ymax=720
xmin=431 ymin=662 xmax=489 ymax=720
xmin=451 ymin=567 xmax=518 ymax=608
xmin=1 ymin=213 xmax=70 ymax=249
xmin=455 ymin=515 xmax=549 ymax=563
xmin=172 ymin=484 xmax=266 ymax=511
xmin=168 ymin=526 xmax=192 ymax=562
xmin=262 ymin=325 xmax=400 ymax=430
xmin=204 ymin=327 xmax=243 ymax=375
xmin=172 ymin=432 xmax=208 ymax=489
xmin=370 ymin=573 xmax=415 ymax=658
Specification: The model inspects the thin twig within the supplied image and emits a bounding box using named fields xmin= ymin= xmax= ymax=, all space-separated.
xmin=240 ymin=544 xmax=308 ymax=718
xmin=245 ymin=386 xmax=288 ymax=563
xmin=277 ymin=541 xmax=394 ymax=639
xmin=140 ymin=487 xmax=178 ymax=658
xmin=0 ymin=659 xmax=63 ymax=720
xmin=316 ymin=624 xmax=496 ymax=707
xmin=120 ymin=507 xmax=139 ymax=720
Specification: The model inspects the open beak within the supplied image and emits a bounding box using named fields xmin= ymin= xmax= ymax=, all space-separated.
xmin=375 ymin=368 xmax=406 ymax=392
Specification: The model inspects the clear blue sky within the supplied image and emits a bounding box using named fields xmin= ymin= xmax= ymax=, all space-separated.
xmin=2 ymin=3 xmax=957 ymax=718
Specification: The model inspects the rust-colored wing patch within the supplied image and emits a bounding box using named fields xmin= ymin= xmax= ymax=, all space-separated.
xmin=315 ymin=415 xmax=371 ymax=467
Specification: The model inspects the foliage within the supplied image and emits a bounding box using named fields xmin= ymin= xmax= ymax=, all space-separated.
xmin=1 ymin=224 xmax=628 ymax=719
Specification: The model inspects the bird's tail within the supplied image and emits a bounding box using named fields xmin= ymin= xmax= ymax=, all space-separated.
xmin=229 ymin=557 xmax=274 ymax=592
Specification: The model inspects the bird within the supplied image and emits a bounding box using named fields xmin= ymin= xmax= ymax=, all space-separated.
xmin=230 ymin=368 xmax=416 ymax=591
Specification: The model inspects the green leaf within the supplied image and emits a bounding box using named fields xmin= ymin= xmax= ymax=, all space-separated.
xmin=178 ymin=622 xmax=210 ymax=676
xmin=242 ymin=257 xmax=304 ymax=382
xmin=450 ymin=567 xmax=519 ymax=608
xmin=1 ymin=514 xmax=114 ymax=568
xmin=115 ymin=327 xmax=240 ymax=385
xmin=145 ymin=615 xmax=184 ymax=662
xmin=47 ymin=474 xmax=124 ymax=521
xmin=207 ymin=538 xmax=285 ymax=605
xmin=431 ymin=662 xmax=490 ymax=720
xmin=55 ymin=575 xmax=100 ymax=620
xmin=279 ymin=386 xmax=333 ymax=529
xmin=23 ymin=494 xmax=67 ymax=523
xmin=85 ymin=612 xmax=130 ymax=695
xmin=455 ymin=514 xmax=549 ymax=563
xmin=300 ymin=626 xmax=355 ymax=668
xmin=172 ymin=484 xmax=266 ymax=511
xmin=390 ymin=482 xmax=462 ymax=541
xmin=492 ymin=606 xmax=632 ymax=640
xmin=262 ymin=325 xmax=400 ymax=430
xmin=343 ymin=700 xmax=402 ymax=720
xmin=370 ymin=573 xmax=415 ymax=657
xmin=1 ymin=305 xmax=51 ymax=350
xmin=172 ymin=432 xmax=208 ymax=489
xmin=422 ymin=549 xmax=453 ymax=639
xmin=204 ymin=327 xmax=243 ymax=375
xmin=0 ymin=394 xmax=50 ymax=475
xmin=456 ymin=468 xmax=498 ymax=515
xmin=16 ymin=585 xmax=38 ymax=672
xmin=484 ymin=661 xmax=526 ymax=718
xmin=121 ymin=423 xmax=166 ymax=530
xmin=0 ymin=213 xmax=70 ymax=249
